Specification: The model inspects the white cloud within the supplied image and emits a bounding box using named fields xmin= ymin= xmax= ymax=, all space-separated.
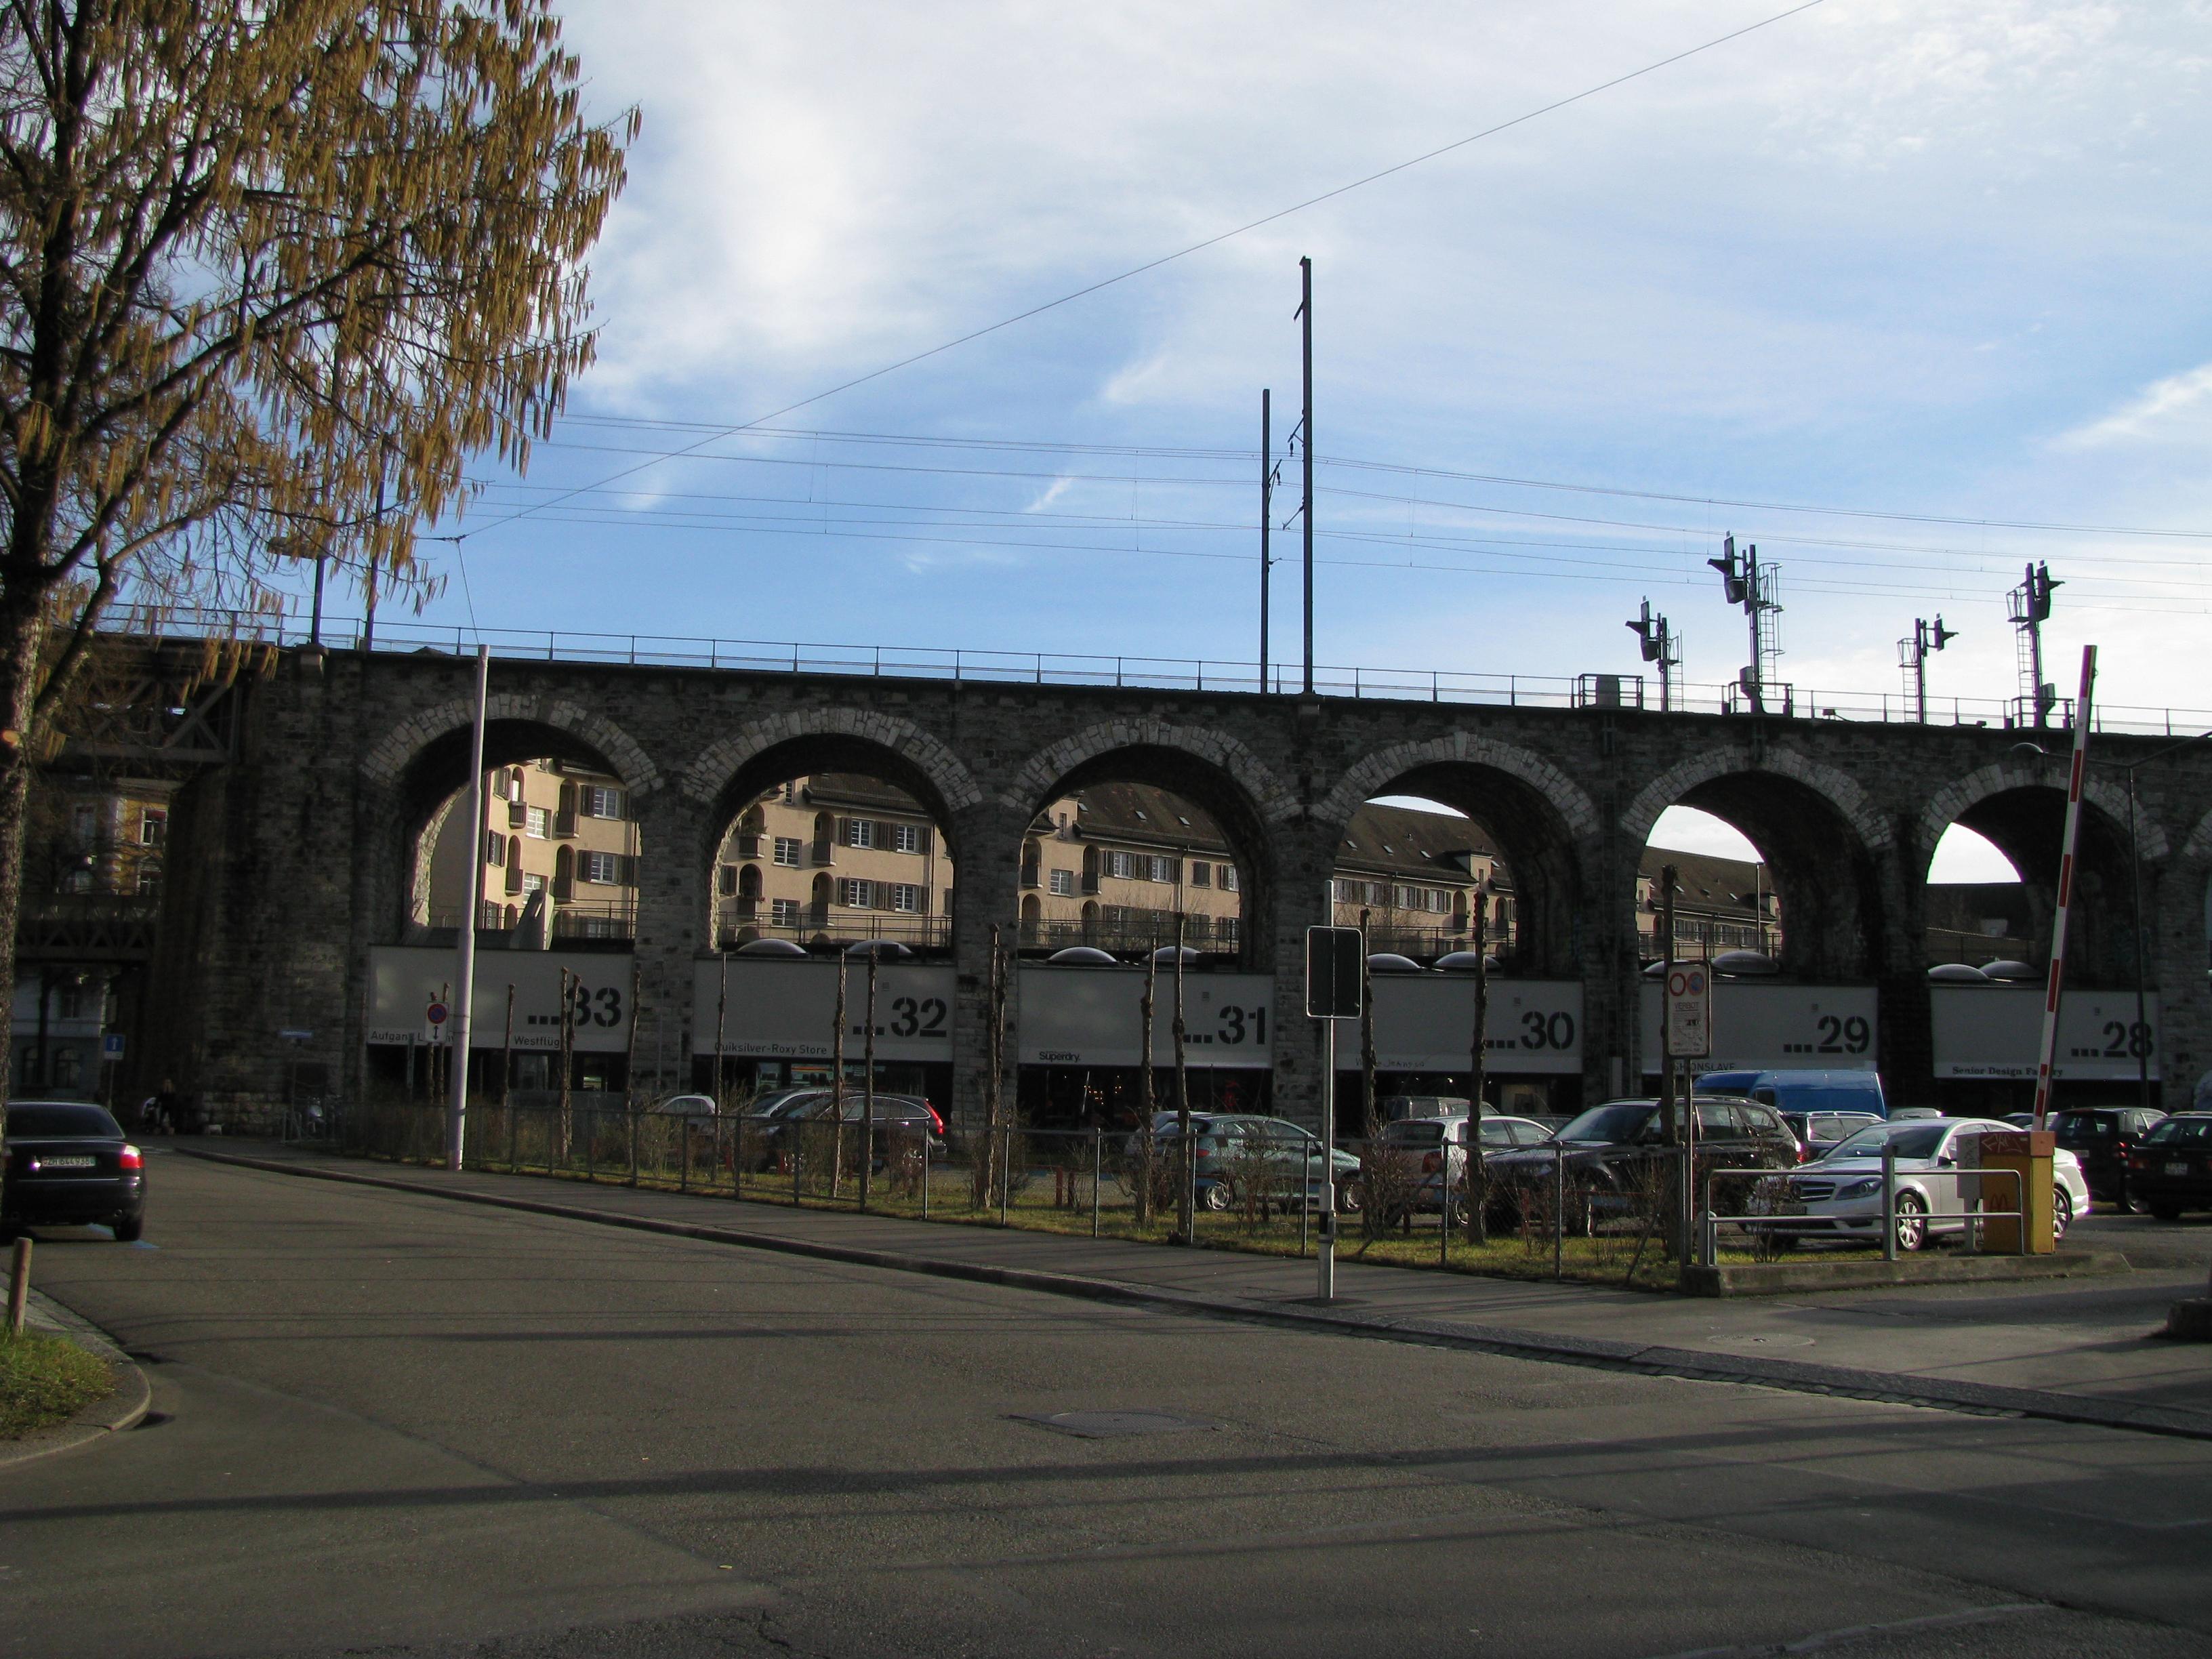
xmin=2054 ymin=363 xmax=2212 ymax=451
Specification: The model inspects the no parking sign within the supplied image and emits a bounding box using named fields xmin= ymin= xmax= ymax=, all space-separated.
xmin=1664 ymin=964 xmax=1712 ymax=1059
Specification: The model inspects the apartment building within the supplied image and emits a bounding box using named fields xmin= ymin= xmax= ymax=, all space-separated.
xmin=426 ymin=759 xmax=641 ymax=943
xmin=1633 ymin=848 xmax=1781 ymax=958
xmin=719 ymin=773 xmax=949 ymax=944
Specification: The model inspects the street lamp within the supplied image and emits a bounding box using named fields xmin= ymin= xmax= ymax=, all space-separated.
xmin=2011 ymin=730 xmax=2212 ymax=1111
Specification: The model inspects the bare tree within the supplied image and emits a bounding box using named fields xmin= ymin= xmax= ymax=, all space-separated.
xmin=0 ymin=2 xmax=634 ymax=1138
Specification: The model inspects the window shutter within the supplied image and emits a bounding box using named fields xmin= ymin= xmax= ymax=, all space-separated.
xmin=621 ymin=855 xmax=638 ymax=886
xmin=918 ymin=826 xmax=933 ymax=855
xmin=719 ymin=865 xmax=737 ymax=896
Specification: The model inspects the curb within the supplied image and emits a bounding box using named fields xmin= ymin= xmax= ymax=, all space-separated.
xmin=0 ymin=1290 xmax=152 ymax=1471
xmin=1679 ymin=1252 xmax=2131 ymax=1296
xmin=178 ymin=1147 xmax=2212 ymax=1444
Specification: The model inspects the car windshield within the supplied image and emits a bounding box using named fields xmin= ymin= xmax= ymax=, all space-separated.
xmin=1553 ymin=1103 xmax=1658 ymax=1144
xmin=1829 ymin=1122 xmax=1950 ymax=1160
xmin=6 ymin=1104 xmax=122 ymax=1139
xmin=2051 ymin=1113 xmax=2114 ymax=1141
xmin=2144 ymin=1116 xmax=2212 ymax=1147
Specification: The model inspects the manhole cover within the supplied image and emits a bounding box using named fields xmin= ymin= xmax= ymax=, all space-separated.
xmin=1710 ymin=1333 xmax=1817 ymax=1349
xmin=1013 ymin=1409 xmax=1218 ymax=1439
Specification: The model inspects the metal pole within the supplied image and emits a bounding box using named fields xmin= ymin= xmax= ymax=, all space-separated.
xmin=501 ymin=984 xmax=513 ymax=1110
xmin=1092 ymin=1127 xmax=1101 ymax=1238
xmin=1173 ymin=914 xmax=1192 ymax=1244
xmin=1316 ymin=1013 xmax=1336 ymax=1301
xmin=861 ymin=955 xmax=877 ymax=1212
xmin=1298 ymin=255 xmax=1314 ymax=696
xmin=1881 ymin=1141 xmax=1896 ymax=1261
xmin=1553 ymin=1143 xmax=1565 ymax=1279
xmin=1467 ymin=887 xmax=1489 ymax=1246
xmin=2129 ymin=771 xmax=2150 ymax=1112
xmin=1259 ymin=388 xmax=1271 ymax=689
xmin=447 ymin=644 xmax=489 ymax=1168
xmin=310 ymin=554 xmax=325 ymax=648
xmin=2032 ymin=647 xmax=2098 ymax=1129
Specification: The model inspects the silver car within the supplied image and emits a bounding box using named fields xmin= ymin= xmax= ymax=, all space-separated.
xmin=1764 ymin=1117 xmax=2091 ymax=1250
xmin=1382 ymin=1113 xmax=1554 ymax=1213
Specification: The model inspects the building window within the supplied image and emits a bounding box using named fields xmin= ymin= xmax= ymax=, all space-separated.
xmin=583 ymin=785 xmax=626 ymax=819
xmin=581 ymin=851 xmax=632 ymax=885
xmin=1106 ymin=850 xmax=1137 ymax=880
xmin=1189 ymin=862 xmax=1210 ymax=888
xmin=137 ymin=867 xmax=160 ymax=897
xmin=1147 ymin=855 xmax=1174 ymax=883
xmin=773 ymin=836 xmax=802 ymax=867
xmin=70 ymin=804 xmax=98 ymax=848
xmin=844 ymin=819 xmax=877 ymax=850
xmin=1219 ymin=865 xmax=1239 ymax=892
xmin=522 ymin=873 xmax=544 ymax=896
xmin=1048 ymin=868 xmax=1074 ymax=897
xmin=890 ymin=883 xmax=920 ymax=913
xmin=485 ymin=831 xmax=506 ymax=867
xmin=525 ymin=806 xmax=550 ymax=839
xmin=771 ymin=897 xmax=800 ymax=927
xmin=838 ymin=878 xmax=877 ymax=908
xmin=140 ymin=807 xmax=167 ymax=848
xmin=718 ymin=864 xmax=738 ymax=896
xmin=892 ymin=823 xmax=922 ymax=854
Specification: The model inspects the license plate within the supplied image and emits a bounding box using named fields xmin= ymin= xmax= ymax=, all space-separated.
xmin=39 ymin=1154 xmax=94 ymax=1170
xmin=2168 ymin=1161 xmax=2191 ymax=1177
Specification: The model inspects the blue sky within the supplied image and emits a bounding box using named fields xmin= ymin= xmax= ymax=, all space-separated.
xmin=376 ymin=1 xmax=2212 ymax=878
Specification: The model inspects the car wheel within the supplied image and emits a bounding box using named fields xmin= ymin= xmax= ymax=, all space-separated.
xmin=112 ymin=1210 xmax=144 ymax=1243
xmin=1893 ymin=1190 xmax=1929 ymax=1253
xmin=2113 ymin=1185 xmax=2139 ymax=1216
xmin=2051 ymin=1185 xmax=2073 ymax=1244
xmin=1200 ymin=1181 xmax=1233 ymax=1214
xmin=1334 ymin=1179 xmax=1361 ymax=1214
xmin=2150 ymin=1203 xmax=2184 ymax=1223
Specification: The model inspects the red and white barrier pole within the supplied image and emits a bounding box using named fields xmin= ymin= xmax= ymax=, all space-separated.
xmin=2032 ymin=646 xmax=2097 ymax=1130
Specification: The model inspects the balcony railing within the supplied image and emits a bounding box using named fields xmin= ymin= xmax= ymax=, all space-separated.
xmin=714 ymin=912 xmax=951 ymax=953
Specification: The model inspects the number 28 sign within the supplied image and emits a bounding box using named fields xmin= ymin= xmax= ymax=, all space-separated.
xmin=1664 ymin=964 xmax=1712 ymax=1059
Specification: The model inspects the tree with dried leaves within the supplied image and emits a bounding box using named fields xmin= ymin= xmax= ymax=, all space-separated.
xmin=0 ymin=1 xmax=634 ymax=1135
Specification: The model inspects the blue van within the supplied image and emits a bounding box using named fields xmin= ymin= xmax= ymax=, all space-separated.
xmin=1695 ymin=1069 xmax=1888 ymax=1118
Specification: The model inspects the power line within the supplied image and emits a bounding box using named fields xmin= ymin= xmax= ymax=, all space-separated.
xmin=459 ymin=0 xmax=1829 ymax=540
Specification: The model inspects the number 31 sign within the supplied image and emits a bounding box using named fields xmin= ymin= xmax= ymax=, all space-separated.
xmin=1664 ymin=964 xmax=1712 ymax=1059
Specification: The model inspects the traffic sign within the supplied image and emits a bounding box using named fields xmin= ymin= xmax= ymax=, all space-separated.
xmin=426 ymin=1001 xmax=449 ymax=1027
xmin=1664 ymin=963 xmax=1712 ymax=1058
xmin=1305 ymin=926 xmax=1365 ymax=1019
xmin=102 ymin=1032 xmax=124 ymax=1060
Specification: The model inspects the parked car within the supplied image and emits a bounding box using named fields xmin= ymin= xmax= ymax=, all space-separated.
xmin=770 ymin=1092 xmax=945 ymax=1169
xmin=733 ymin=1088 xmax=833 ymax=1170
xmin=1763 ymin=1117 xmax=2091 ymax=1250
xmin=1479 ymin=1097 xmax=1798 ymax=1232
xmin=2049 ymin=1106 xmax=2167 ymax=1211
xmin=1378 ymin=1094 xmax=1469 ymax=1124
xmin=1378 ymin=1113 xmax=1553 ymax=1212
xmin=1131 ymin=1114 xmax=1361 ymax=1212
xmin=1698 ymin=1069 xmax=1889 ymax=1119
xmin=1778 ymin=1109 xmax=1883 ymax=1160
xmin=2123 ymin=1113 xmax=2212 ymax=1221
xmin=2 ymin=1101 xmax=146 ymax=1240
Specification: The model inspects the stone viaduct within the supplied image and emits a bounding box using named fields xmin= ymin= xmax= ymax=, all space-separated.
xmin=150 ymin=643 xmax=2212 ymax=1124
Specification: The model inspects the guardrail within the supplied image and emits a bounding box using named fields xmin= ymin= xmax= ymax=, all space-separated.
xmin=91 ymin=603 xmax=2212 ymax=737
xmin=1699 ymin=1152 xmax=2027 ymax=1265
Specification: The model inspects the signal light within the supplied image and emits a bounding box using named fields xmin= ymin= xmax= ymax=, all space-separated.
xmin=119 ymin=1145 xmax=143 ymax=1170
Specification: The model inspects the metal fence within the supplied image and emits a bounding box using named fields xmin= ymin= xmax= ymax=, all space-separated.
xmin=94 ymin=603 xmax=2212 ymax=737
xmin=329 ymin=1102 xmax=1887 ymax=1283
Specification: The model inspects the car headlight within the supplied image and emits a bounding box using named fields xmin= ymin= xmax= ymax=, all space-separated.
xmin=1838 ymin=1178 xmax=1883 ymax=1199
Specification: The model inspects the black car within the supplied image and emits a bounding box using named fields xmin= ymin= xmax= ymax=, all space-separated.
xmin=3 ymin=1101 xmax=146 ymax=1240
xmin=1478 ymin=1096 xmax=1799 ymax=1231
xmin=2124 ymin=1113 xmax=2212 ymax=1221
xmin=2049 ymin=1106 xmax=2166 ymax=1210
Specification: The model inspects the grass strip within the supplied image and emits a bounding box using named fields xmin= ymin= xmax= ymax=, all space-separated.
xmin=0 ymin=1328 xmax=112 ymax=1439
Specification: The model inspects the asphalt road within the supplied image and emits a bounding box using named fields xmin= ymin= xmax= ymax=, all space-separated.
xmin=6 ymin=1151 xmax=2211 ymax=1659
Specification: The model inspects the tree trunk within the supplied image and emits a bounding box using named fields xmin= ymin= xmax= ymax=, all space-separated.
xmin=0 ymin=592 xmax=52 ymax=1141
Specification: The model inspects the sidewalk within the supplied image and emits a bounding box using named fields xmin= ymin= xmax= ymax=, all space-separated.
xmin=177 ymin=1141 xmax=2212 ymax=1439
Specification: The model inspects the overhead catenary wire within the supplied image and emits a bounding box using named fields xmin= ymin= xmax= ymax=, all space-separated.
xmin=455 ymin=0 xmax=1830 ymax=541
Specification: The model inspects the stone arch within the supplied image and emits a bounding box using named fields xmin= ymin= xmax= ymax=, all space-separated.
xmin=1001 ymin=720 xmax=1291 ymax=969
xmin=1622 ymin=746 xmax=1891 ymax=855
xmin=1621 ymin=745 xmax=1890 ymax=981
xmin=1317 ymin=733 xmax=1599 ymax=977
xmin=1921 ymin=758 xmax=2158 ymax=987
xmin=363 ymin=694 xmax=661 ymax=795
xmin=1925 ymin=760 xmax=2167 ymax=869
xmin=1316 ymin=733 xmax=1601 ymax=843
xmin=2183 ymin=802 xmax=2212 ymax=865
xmin=1000 ymin=720 xmax=1296 ymax=826
xmin=682 ymin=708 xmax=983 ymax=817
